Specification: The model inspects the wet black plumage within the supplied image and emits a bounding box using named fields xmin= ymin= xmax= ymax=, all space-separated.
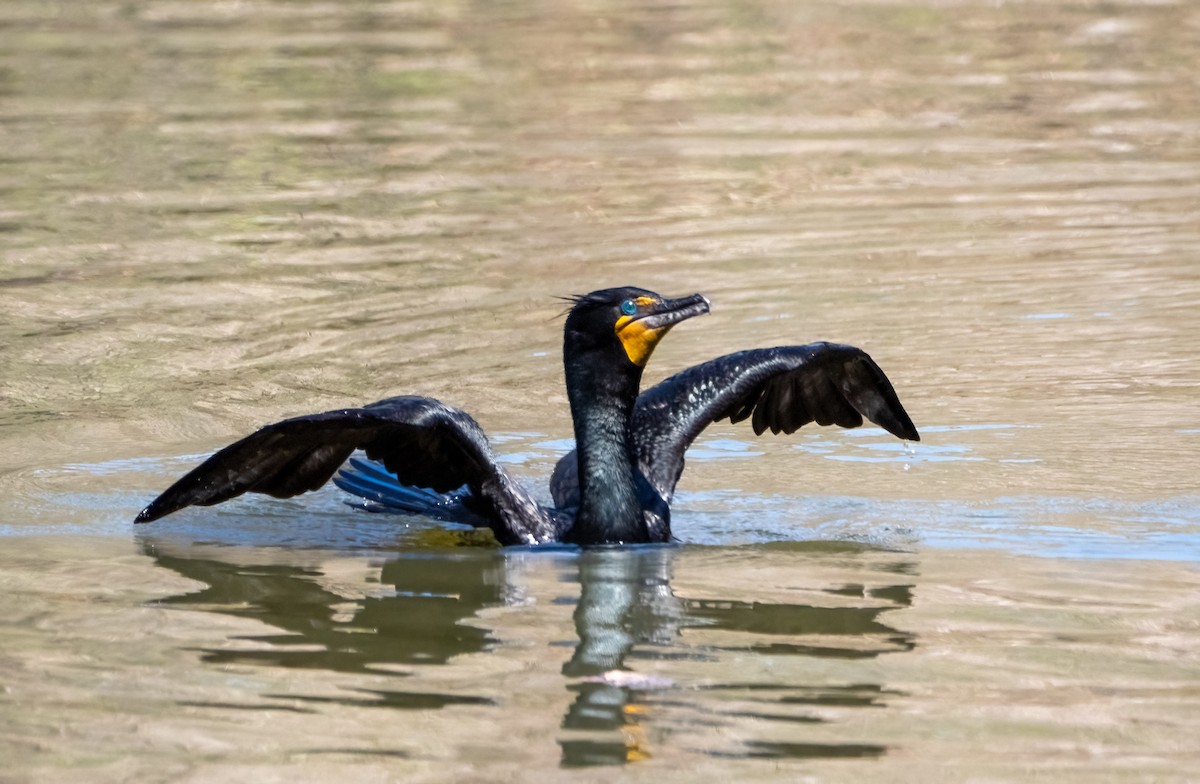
xmin=135 ymin=287 xmax=919 ymax=545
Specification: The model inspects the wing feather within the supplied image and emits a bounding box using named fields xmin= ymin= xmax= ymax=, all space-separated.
xmin=136 ymin=396 xmax=500 ymax=524
xmin=630 ymin=343 xmax=919 ymax=500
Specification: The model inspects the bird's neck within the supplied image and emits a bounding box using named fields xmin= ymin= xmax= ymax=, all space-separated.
xmin=565 ymin=359 xmax=647 ymax=544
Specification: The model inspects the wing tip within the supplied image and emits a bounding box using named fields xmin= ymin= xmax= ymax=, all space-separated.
xmin=899 ymin=409 xmax=920 ymax=442
xmin=889 ymin=415 xmax=920 ymax=443
xmin=134 ymin=497 xmax=177 ymax=524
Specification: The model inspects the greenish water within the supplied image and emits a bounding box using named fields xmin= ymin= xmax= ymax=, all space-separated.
xmin=2 ymin=0 xmax=1199 ymax=780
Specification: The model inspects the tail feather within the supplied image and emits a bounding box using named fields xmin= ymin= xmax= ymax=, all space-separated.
xmin=345 ymin=456 xmax=415 ymax=486
xmin=334 ymin=457 xmax=486 ymax=525
xmin=337 ymin=457 xmax=447 ymax=503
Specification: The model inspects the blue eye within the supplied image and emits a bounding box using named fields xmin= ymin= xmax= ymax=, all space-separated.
xmin=620 ymin=299 xmax=637 ymax=316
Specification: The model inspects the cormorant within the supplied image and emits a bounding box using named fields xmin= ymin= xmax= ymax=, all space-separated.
xmin=135 ymin=287 xmax=919 ymax=545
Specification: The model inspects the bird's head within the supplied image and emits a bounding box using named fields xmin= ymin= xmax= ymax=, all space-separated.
xmin=563 ymin=286 xmax=711 ymax=370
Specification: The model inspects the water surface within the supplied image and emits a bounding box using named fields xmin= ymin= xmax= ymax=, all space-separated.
xmin=2 ymin=0 xmax=1198 ymax=780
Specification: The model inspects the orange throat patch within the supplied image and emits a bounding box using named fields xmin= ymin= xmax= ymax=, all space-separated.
xmin=614 ymin=316 xmax=671 ymax=367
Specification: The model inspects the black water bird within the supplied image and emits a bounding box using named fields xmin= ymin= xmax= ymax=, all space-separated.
xmin=135 ymin=287 xmax=919 ymax=545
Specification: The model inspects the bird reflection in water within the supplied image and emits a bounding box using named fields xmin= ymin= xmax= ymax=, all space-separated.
xmin=141 ymin=537 xmax=915 ymax=766
xmin=144 ymin=540 xmax=506 ymax=711
xmin=558 ymin=545 xmax=913 ymax=766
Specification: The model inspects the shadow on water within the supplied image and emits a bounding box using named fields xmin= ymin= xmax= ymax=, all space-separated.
xmin=140 ymin=535 xmax=915 ymax=766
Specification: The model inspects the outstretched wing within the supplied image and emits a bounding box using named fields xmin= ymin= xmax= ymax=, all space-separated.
xmin=630 ymin=343 xmax=920 ymax=501
xmin=136 ymin=396 xmax=500 ymax=524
